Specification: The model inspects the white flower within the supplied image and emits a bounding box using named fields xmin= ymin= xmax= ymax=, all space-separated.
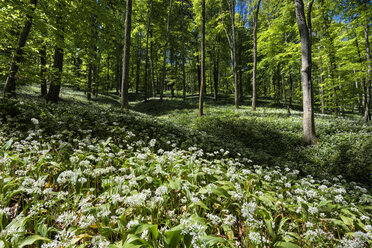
xmin=149 ymin=139 xmax=156 ymax=147
xmin=31 ymin=118 xmax=39 ymax=125
xmin=223 ymin=214 xmax=236 ymax=226
xmin=248 ymin=232 xmax=262 ymax=244
xmin=155 ymin=185 xmax=168 ymax=196
xmin=308 ymin=206 xmax=318 ymax=215
xmin=126 ymin=219 xmax=139 ymax=230
xmin=334 ymin=195 xmax=344 ymax=203
xmin=206 ymin=213 xmax=221 ymax=225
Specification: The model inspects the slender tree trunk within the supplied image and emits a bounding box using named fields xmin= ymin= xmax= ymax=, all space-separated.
xmin=93 ymin=51 xmax=99 ymax=97
xmin=198 ymin=0 xmax=206 ymax=116
xmin=150 ymin=36 xmax=155 ymax=97
xmin=181 ymin=0 xmax=186 ymax=101
xmin=144 ymin=0 xmax=153 ymax=101
xmin=121 ymin=0 xmax=133 ymax=108
xmin=289 ymin=71 xmax=294 ymax=109
xmin=320 ymin=0 xmax=338 ymax=116
xmin=295 ymin=0 xmax=317 ymax=146
xmin=40 ymin=45 xmax=47 ymax=97
xmin=354 ymin=69 xmax=362 ymax=113
xmin=4 ymin=0 xmax=38 ymax=98
xmin=214 ymin=52 xmax=219 ymax=101
xmin=319 ymin=50 xmax=325 ymax=114
xmin=46 ymin=12 xmax=64 ymax=104
xmin=251 ymin=0 xmax=261 ymax=111
xmin=160 ymin=0 xmax=173 ymax=100
xmin=338 ymin=63 xmax=344 ymax=115
xmin=116 ymin=45 xmax=121 ymax=94
xmin=136 ymin=34 xmax=141 ymax=95
xmin=364 ymin=22 xmax=371 ymax=122
xmin=88 ymin=61 xmax=93 ymax=101
xmin=220 ymin=0 xmax=239 ymax=109
xmin=230 ymin=0 xmax=238 ymax=109
xmin=197 ymin=54 xmax=201 ymax=91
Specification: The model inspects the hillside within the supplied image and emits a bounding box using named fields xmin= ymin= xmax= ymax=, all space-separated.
xmin=0 ymin=87 xmax=371 ymax=247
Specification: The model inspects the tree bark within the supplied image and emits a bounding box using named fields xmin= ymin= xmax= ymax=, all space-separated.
xmin=144 ymin=0 xmax=153 ymax=101
xmin=4 ymin=0 xmax=38 ymax=98
xmin=116 ymin=44 xmax=121 ymax=94
xmin=46 ymin=11 xmax=64 ymax=104
xmin=181 ymin=0 xmax=186 ymax=101
xmin=289 ymin=71 xmax=294 ymax=109
xmin=364 ymin=22 xmax=371 ymax=122
xmin=295 ymin=0 xmax=317 ymax=146
xmin=251 ymin=0 xmax=261 ymax=111
xmin=121 ymin=0 xmax=133 ymax=108
xmin=40 ymin=44 xmax=47 ymax=97
xmin=160 ymin=0 xmax=173 ymax=100
xmin=198 ymin=0 xmax=206 ymax=117
xmin=220 ymin=0 xmax=239 ymax=109
xmin=136 ymin=34 xmax=141 ymax=95
xmin=318 ymin=48 xmax=325 ymax=114
xmin=150 ymin=35 xmax=155 ymax=97
xmin=213 ymin=51 xmax=219 ymax=101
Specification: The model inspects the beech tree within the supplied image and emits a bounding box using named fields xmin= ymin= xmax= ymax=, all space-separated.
xmin=121 ymin=0 xmax=133 ymax=108
xmin=251 ymin=0 xmax=261 ymax=111
xmin=3 ymin=0 xmax=38 ymax=98
xmin=295 ymin=0 xmax=317 ymax=145
xmin=198 ymin=0 xmax=206 ymax=116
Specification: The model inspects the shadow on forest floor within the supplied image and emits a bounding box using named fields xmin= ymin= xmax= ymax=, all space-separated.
xmin=1 ymin=84 xmax=371 ymax=187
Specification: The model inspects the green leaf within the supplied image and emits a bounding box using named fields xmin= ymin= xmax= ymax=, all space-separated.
xmin=123 ymin=234 xmax=146 ymax=248
xmin=200 ymin=235 xmax=231 ymax=246
xmin=340 ymin=215 xmax=354 ymax=226
xmin=18 ymin=235 xmax=51 ymax=248
xmin=2 ymin=138 xmax=13 ymax=150
xmin=212 ymin=187 xmax=229 ymax=198
xmin=274 ymin=241 xmax=301 ymax=248
xmin=69 ymin=234 xmax=92 ymax=245
xmin=135 ymin=224 xmax=158 ymax=240
xmin=169 ymin=178 xmax=181 ymax=191
xmin=330 ymin=219 xmax=351 ymax=232
xmin=264 ymin=219 xmax=276 ymax=239
xmin=166 ymin=226 xmax=183 ymax=248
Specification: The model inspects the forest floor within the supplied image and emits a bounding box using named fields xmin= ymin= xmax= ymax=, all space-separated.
xmin=0 ymin=85 xmax=371 ymax=247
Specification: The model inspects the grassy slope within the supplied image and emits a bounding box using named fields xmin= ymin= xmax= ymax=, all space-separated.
xmin=0 ymin=85 xmax=371 ymax=247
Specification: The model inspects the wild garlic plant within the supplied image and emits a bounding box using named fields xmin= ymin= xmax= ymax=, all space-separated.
xmin=0 ymin=98 xmax=371 ymax=247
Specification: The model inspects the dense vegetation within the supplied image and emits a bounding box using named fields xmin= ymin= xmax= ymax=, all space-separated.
xmin=1 ymin=0 xmax=371 ymax=247
xmin=0 ymin=87 xmax=371 ymax=247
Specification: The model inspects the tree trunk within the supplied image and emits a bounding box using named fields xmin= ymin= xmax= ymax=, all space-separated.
xmin=220 ymin=0 xmax=239 ymax=109
xmin=136 ymin=34 xmax=141 ymax=95
xmin=295 ymin=0 xmax=317 ymax=146
xmin=230 ymin=0 xmax=238 ymax=109
xmin=144 ymin=0 xmax=153 ymax=101
xmin=354 ymin=69 xmax=362 ymax=113
xmin=214 ymin=52 xmax=219 ymax=101
xmin=289 ymin=71 xmax=294 ymax=109
xmin=319 ymin=50 xmax=325 ymax=114
xmin=116 ymin=45 xmax=121 ymax=94
xmin=364 ymin=22 xmax=371 ymax=122
xmin=198 ymin=0 xmax=206 ymax=117
xmin=135 ymin=42 xmax=141 ymax=96
xmin=251 ymin=0 xmax=261 ymax=111
xmin=4 ymin=0 xmax=38 ymax=98
xmin=40 ymin=44 xmax=47 ymax=97
xmin=181 ymin=0 xmax=186 ymax=101
xmin=121 ymin=0 xmax=133 ymax=108
xmin=46 ymin=13 xmax=64 ymax=104
xmin=150 ymin=36 xmax=155 ymax=97
xmin=160 ymin=0 xmax=173 ymax=100
xmin=88 ymin=61 xmax=93 ymax=100
xmin=320 ymin=0 xmax=338 ymax=116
